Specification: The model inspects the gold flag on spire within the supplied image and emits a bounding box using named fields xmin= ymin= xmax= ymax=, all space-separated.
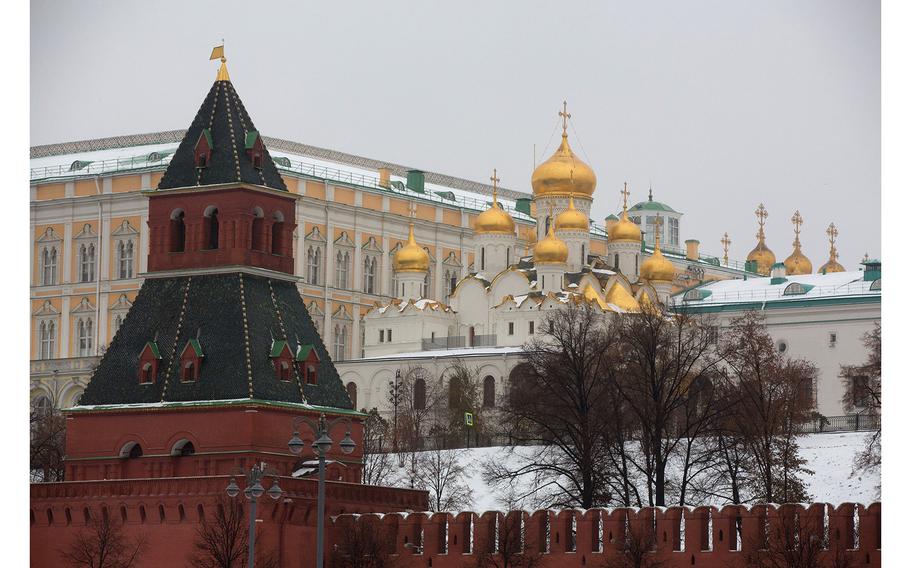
xmin=210 ymin=45 xmax=225 ymax=61
xmin=210 ymin=44 xmax=230 ymax=82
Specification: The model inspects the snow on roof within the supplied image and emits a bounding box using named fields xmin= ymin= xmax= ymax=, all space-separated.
xmin=671 ymin=270 xmax=880 ymax=307
xmin=353 ymin=346 xmax=524 ymax=361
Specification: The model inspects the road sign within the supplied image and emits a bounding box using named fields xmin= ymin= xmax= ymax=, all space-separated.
xmin=464 ymin=412 xmax=474 ymax=427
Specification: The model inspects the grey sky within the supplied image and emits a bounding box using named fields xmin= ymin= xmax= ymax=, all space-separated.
xmin=30 ymin=0 xmax=880 ymax=267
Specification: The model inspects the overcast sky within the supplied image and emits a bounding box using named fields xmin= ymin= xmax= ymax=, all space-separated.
xmin=30 ymin=0 xmax=880 ymax=267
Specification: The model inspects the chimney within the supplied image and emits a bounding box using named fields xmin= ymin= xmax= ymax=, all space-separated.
xmin=861 ymin=258 xmax=881 ymax=281
xmin=770 ymin=262 xmax=788 ymax=284
xmin=378 ymin=167 xmax=391 ymax=189
xmin=685 ymin=239 xmax=700 ymax=261
xmin=406 ymin=170 xmax=425 ymax=193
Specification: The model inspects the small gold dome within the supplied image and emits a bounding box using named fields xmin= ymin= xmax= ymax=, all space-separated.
xmin=533 ymin=218 xmax=569 ymax=265
xmin=393 ymin=223 xmax=429 ymax=272
xmin=605 ymin=282 xmax=640 ymax=312
xmin=531 ymin=134 xmax=597 ymax=198
xmin=475 ymin=191 xmax=516 ymax=235
xmin=747 ymin=240 xmax=776 ymax=276
xmin=818 ymin=258 xmax=845 ymax=274
xmin=819 ymin=223 xmax=845 ymax=274
xmin=555 ymin=194 xmax=590 ymax=232
xmin=640 ymin=247 xmax=676 ymax=283
xmin=608 ymin=184 xmax=642 ymax=243
xmin=784 ymin=247 xmax=813 ymax=275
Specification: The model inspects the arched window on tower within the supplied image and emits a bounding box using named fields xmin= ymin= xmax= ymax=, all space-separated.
xmin=346 ymin=382 xmax=358 ymax=409
xmin=170 ymin=210 xmax=186 ymax=253
xmin=204 ymin=208 xmax=220 ymax=250
xmin=251 ymin=207 xmax=265 ymax=252
xmin=271 ymin=211 xmax=285 ymax=255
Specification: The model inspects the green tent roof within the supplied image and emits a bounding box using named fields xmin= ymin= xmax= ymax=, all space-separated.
xmin=296 ymin=343 xmax=318 ymax=361
xmin=269 ymin=339 xmax=289 ymax=358
xmin=629 ymin=200 xmax=677 ymax=213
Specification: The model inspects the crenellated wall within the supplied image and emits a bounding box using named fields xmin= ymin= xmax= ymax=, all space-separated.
xmin=329 ymin=502 xmax=881 ymax=568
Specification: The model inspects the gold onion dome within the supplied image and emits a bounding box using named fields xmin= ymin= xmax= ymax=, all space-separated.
xmin=746 ymin=203 xmax=776 ymax=275
xmin=555 ymin=193 xmax=590 ymax=232
xmin=393 ymin=223 xmax=430 ymax=272
xmin=533 ymin=214 xmax=569 ymax=265
xmin=531 ymin=103 xmax=596 ymax=198
xmin=605 ymin=282 xmax=640 ymax=312
xmin=639 ymin=217 xmax=676 ymax=283
xmin=608 ymin=183 xmax=642 ymax=243
xmin=819 ymin=222 xmax=845 ymax=274
xmin=475 ymin=169 xmax=516 ymax=235
xmin=783 ymin=210 xmax=812 ymax=275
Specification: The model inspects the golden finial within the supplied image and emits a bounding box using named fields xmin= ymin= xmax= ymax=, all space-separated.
xmin=559 ymin=101 xmax=571 ymax=137
xmin=721 ymin=232 xmax=731 ymax=266
xmin=862 ymin=252 xmax=870 ymax=263
xmin=210 ymin=43 xmax=230 ymax=82
xmin=755 ymin=203 xmax=768 ymax=240
xmin=791 ymin=210 xmax=804 ymax=249
xmin=621 ymin=182 xmax=630 ymax=215
xmin=826 ymin=222 xmax=839 ymax=259
xmin=653 ymin=215 xmax=664 ymax=251
xmin=490 ymin=168 xmax=500 ymax=206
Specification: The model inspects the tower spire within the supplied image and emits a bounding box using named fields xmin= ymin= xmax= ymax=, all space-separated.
xmin=210 ymin=44 xmax=230 ymax=82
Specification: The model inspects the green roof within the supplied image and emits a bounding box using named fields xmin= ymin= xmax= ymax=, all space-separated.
xmin=200 ymin=128 xmax=213 ymax=149
xmin=186 ymin=338 xmax=204 ymax=357
xmin=244 ymin=130 xmax=260 ymax=150
xmin=143 ymin=341 xmax=161 ymax=359
xmin=606 ymin=214 xmax=619 ymax=220
xmin=629 ymin=200 xmax=677 ymax=213
xmin=296 ymin=343 xmax=317 ymax=361
xmin=269 ymin=339 xmax=289 ymax=358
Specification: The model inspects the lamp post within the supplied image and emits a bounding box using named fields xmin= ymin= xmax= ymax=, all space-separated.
xmin=389 ymin=369 xmax=402 ymax=454
xmin=288 ymin=413 xmax=356 ymax=568
xmin=225 ymin=462 xmax=283 ymax=568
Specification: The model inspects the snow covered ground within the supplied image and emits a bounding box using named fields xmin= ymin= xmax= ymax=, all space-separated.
xmin=383 ymin=431 xmax=880 ymax=512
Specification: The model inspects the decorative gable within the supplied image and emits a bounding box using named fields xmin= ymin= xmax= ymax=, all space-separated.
xmin=194 ymin=129 xmax=213 ymax=168
xmin=138 ymin=341 xmax=161 ymax=384
xmin=244 ymin=130 xmax=264 ymax=169
xmin=269 ymin=339 xmax=294 ymax=382
xmin=296 ymin=344 xmax=320 ymax=385
xmin=179 ymin=338 xmax=204 ymax=382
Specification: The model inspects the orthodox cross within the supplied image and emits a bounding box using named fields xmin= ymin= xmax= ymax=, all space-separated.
xmin=653 ymin=215 xmax=664 ymax=248
xmin=559 ymin=101 xmax=571 ymax=134
xmin=621 ymin=182 xmax=630 ymax=212
xmin=826 ymin=222 xmax=838 ymax=248
xmin=791 ymin=210 xmax=804 ymax=247
xmin=755 ymin=203 xmax=768 ymax=239
xmin=721 ymin=232 xmax=731 ymax=266
xmin=490 ymin=168 xmax=500 ymax=205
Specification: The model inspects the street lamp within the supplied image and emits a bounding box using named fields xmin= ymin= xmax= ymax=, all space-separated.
xmin=288 ymin=413 xmax=356 ymax=568
xmin=388 ymin=369 xmax=402 ymax=454
xmin=225 ymin=462 xmax=283 ymax=568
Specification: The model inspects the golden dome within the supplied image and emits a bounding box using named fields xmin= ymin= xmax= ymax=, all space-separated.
xmin=531 ymin=104 xmax=596 ymax=198
xmin=783 ymin=210 xmax=811 ymax=275
xmin=555 ymin=193 xmax=590 ymax=232
xmin=819 ymin=258 xmax=845 ymax=274
xmin=393 ymin=223 xmax=430 ymax=272
xmin=608 ymin=183 xmax=642 ymax=243
xmin=605 ymin=282 xmax=640 ymax=312
xmin=746 ymin=204 xmax=776 ymax=275
xmin=818 ymin=222 xmax=845 ymax=274
xmin=533 ymin=215 xmax=569 ymax=265
xmin=475 ymin=170 xmax=516 ymax=235
xmin=640 ymin=216 xmax=676 ymax=282
xmin=580 ymin=283 xmax=608 ymax=310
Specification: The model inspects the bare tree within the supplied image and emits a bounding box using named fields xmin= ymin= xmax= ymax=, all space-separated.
xmin=188 ymin=497 xmax=278 ymax=568
xmin=59 ymin=514 xmax=147 ymax=568
xmin=330 ymin=519 xmax=398 ymax=568
xmin=718 ymin=311 xmax=816 ymax=504
xmin=491 ymin=302 xmax=620 ymax=508
xmin=30 ymin=401 xmax=66 ymax=482
xmin=603 ymin=517 xmax=664 ymax=568
xmin=414 ymin=446 xmax=474 ymax=511
xmin=473 ymin=513 xmax=543 ymax=568
xmin=443 ymin=359 xmax=483 ymax=448
xmin=840 ymin=322 xmax=881 ymax=476
xmin=393 ymin=364 xmax=445 ymax=453
xmin=361 ymin=408 xmax=395 ymax=486
xmin=744 ymin=510 xmax=850 ymax=568
xmin=612 ymin=309 xmax=722 ymax=507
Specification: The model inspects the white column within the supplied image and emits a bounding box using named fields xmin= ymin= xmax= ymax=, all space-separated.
xmin=62 ymin=223 xmax=73 ymax=284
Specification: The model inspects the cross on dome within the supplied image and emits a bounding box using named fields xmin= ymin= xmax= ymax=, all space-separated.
xmin=621 ymin=182 xmax=630 ymax=212
xmin=559 ymin=101 xmax=571 ymax=134
xmin=791 ymin=210 xmax=804 ymax=248
xmin=721 ymin=232 xmax=731 ymax=265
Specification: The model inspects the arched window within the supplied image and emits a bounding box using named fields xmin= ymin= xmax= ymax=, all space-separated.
xmin=171 ymin=439 xmax=195 ymax=456
xmin=271 ymin=212 xmax=284 ymax=255
xmin=581 ymin=244 xmax=586 ymax=264
xmin=117 ymin=241 xmax=134 ymax=279
xmin=307 ymin=247 xmax=321 ymax=285
xmin=335 ymin=251 xmax=350 ymax=289
xmin=363 ymin=256 xmax=377 ymax=294
xmin=278 ymin=360 xmax=291 ymax=381
xmin=119 ymin=441 xmax=143 ymax=459
xmin=333 ymin=324 xmax=347 ymax=361
xmin=446 ymin=269 xmax=458 ymax=296
xmin=76 ymin=317 xmax=94 ymax=357
xmin=251 ymin=208 xmax=265 ymax=252
xmin=507 ymin=248 xmax=511 ymax=266
xmin=481 ymin=247 xmax=486 ymax=271
xmin=414 ymin=378 xmax=426 ymax=411
xmin=182 ymin=361 xmax=196 ymax=382
xmin=483 ymin=375 xmax=496 ymax=408
xmin=79 ymin=243 xmax=96 ymax=282
xmin=112 ymin=314 xmax=125 ymax=337
xmin=346 ymin=382 xmax=358 ymax=409
xmin=41 ymin=246 xmax=58 ymax=285
xmin=140 ymin=362 xmax=154 ymax=384
xmin=614 ymin=254 xmax=619 ymax=270
xmin=170 ymin=210 xmax=186 ymax=253
xmin=32 ymin=395 xmax=52 ymax=418
xmin=205 ymin=208 xmax=220 ymax=250
xmin=39 ymin=320 xmax=56 ymax=359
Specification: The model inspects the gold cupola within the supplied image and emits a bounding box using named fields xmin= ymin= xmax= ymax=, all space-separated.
xmin=608 ymin=183 xmax=642 ymax=243
xmin=475 ymin=169 xmax=516 ymax=235
xmin=555 ymin=192 xmax=590 ymax=232
xmin=604 ymin=281 xmax=640 ymax=312
xmin=818 ymin=222 xmax=846 ymax=274
xmin=783 ymin=210 xmax=812 ymax=275
xmin=393 ymin=222 xmax=430 ymax=272
xmin=533 ymin=207 xmax=569 ymax=265
xmin=746 ymin=203 xmax=777 ymax=275
xmin=531 ymin=102 xmax=597 ymax=198
xmin=639 ymin=215 xmax=676 ymax=283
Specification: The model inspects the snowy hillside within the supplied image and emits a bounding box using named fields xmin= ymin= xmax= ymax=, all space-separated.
xmin=382 ymin=431 xmax=880 ymax=512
